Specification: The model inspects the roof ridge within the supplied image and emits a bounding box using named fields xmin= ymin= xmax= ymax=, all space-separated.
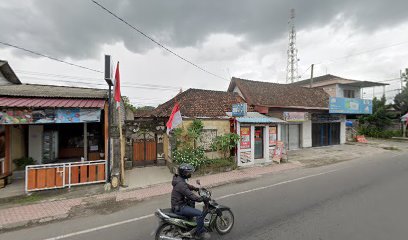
xmin=21 ymin=83 xmax=107 ymax=91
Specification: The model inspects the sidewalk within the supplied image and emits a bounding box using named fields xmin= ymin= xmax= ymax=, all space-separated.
xmin=0 ymin=162 xmax=300 ymax=230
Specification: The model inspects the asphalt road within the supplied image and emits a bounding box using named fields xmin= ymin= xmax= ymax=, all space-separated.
xmin=1 ymin=149 xmax=408 ymax=240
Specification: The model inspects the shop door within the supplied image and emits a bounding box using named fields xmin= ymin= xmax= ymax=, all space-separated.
xmin=133 ymin=132 xmax=157 ymax=166
xmin=288 ymin=124 xmax=300 ymax=150
xmin=312 ymin=123 xmax=340 ymax=147
xmin=254 ymin=127 xmax=264 ymax=159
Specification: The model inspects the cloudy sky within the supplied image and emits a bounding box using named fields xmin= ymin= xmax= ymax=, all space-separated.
xmin=1 ymin=0 xmax=407 ymax=106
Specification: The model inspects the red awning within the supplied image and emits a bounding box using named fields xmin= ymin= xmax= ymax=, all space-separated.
xmin=0 ymin=97 xmax=106 ymax=109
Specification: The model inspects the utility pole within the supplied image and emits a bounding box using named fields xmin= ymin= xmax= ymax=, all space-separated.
xmin=286 ymin=8 xmax=299 ymax=83
xmin=104 ymin=55 xmax=113 ymax=183
xmin=310 ymin=64 xmax=314 ymax=88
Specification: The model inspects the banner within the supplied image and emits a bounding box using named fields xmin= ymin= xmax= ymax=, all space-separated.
xmin=283 ymin=112 xmax=307 ymax=122
xmin=329 ymin=97 xmax=372 ymax=114
xmin=269 ymin=126 xmax=277 ymax=146
xmin=0 ymin=108 xmax=101 ymax=124
xmin=240 ymin=127 xmax=251 ymax=149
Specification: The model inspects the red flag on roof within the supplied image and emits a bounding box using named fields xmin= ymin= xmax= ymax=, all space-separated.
xmin=166 ymin=102 xmax=182 ymax=135
xmin=114 ymin=62 xmax=121 ymax=109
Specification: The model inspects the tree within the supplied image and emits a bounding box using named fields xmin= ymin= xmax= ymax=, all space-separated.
xmin=394 ymin=80 xmax=408 ymax=115
xmin=122 ymin=96 xmax=137 ymax=113
xmin=359 ymin=95 xmax=393 ymax=130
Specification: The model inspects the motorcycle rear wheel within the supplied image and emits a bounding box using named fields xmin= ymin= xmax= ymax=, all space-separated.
xmin=214 ymin=209 xmax=234 ymax=235
xmin=155 ymin=223 xmax=183 ymax=240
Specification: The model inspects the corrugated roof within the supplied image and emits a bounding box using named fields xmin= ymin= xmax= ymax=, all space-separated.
xmin=227 ymin=112 xmax=286 ymax=123
xmin=292 ymin=74 xmax=388 ymax=87
xmin=0 ymin=97 xmax=106 ymax=108
xmin=0 ymin=84 xmax=108 ymax=99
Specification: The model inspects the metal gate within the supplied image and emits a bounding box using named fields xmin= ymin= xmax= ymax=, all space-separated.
xmin=25 ymin=160 xmax=106 ymax=193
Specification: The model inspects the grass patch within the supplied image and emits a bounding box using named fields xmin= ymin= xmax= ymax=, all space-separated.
xmin=13 ymin=194 xmax=43 ymax=204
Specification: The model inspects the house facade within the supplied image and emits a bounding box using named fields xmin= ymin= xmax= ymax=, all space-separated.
xmin=228 ymin=77 xmax=345 ymax=149
xmin=0 ymin=60 xmax=110 ymax=191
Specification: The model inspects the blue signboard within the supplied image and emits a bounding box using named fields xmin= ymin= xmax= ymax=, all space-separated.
xmin=232 ymin=103 xmax=247 ymax=117
xmin=329 ymin=97 xmax=372 ymax=114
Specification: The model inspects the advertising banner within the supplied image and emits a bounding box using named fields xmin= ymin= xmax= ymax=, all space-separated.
xmin=269 ymin=126 xmax=277 ymax=146
xmin=283 ymin=112 xmax=307 ymax=122
xmin=329 ymin=97 xmax=372 ymax=114
xmin=0 ymin=108 xmax=101 ymax=124
xmin=232 ymin=103 xmax=247 ymax=117
xmin=240 ymin=127 xmax=251 ymax=149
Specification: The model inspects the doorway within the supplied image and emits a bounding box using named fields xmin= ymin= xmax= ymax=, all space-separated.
xmin=312 ymin=123 xmax=340 ymax=147
xmin=254 ymin=127 xmax=264 ymax=159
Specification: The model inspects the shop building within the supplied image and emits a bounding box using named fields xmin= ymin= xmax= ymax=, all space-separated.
xmin=0 ymin=63 xmax=109 ymax=189
xmin=228 ymin=77 xmax=344 ymax=149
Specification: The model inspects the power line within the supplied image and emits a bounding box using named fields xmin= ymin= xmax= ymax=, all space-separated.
xmin=17 ymin=71 xmax=181 ymax=90
xmin=21 ymin=76 xmax=180 ymax=91
xmin=91 ymin=0 xmax=228 ymax=81
xmin=316 ymin=40 xmax=408 ymax=66
xmin=0 ymin=40 xmax=103 ymax=73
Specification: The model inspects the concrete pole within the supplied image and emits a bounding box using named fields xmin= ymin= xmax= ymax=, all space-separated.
xmin=310 ymin=64 xmax=314 ymax=88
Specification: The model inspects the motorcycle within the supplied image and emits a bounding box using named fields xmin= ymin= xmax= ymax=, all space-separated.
xmin=154 ymin=180 xmax=234 ymax=240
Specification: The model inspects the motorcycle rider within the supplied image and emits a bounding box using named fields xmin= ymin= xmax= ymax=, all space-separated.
xmin=171 ymin=163 xmax=210 ymax=239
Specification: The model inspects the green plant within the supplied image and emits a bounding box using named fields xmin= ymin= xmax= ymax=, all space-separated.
xmin=172 ymin=147 xmax=207 ymax=168
xmin=13 ymin=157 xmax=35 ymax=170
xmin=211 ymin=133 xmax=240 ymax=159
xmin=358 ymin=126 xmax=401 ymax=139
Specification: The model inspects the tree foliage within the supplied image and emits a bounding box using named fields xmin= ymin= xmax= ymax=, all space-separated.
xmin=211 ymin=133 xmax=240 ymax=159
xmin=122 ymin=96 xmax=137 ymax=112
xmin=359 ymin=95 xmax=393 ymax=130
xmin=394 ymin=80 xmax=408 ymax=115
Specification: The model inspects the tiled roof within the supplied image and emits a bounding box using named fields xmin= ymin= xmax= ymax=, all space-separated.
xmin=228 ymin=77 xmax=329 ymax=109
xmin=0 ymin=84 xmax=108 ymax=99
xmin=151 ymin=88 xmax=247 ymax=118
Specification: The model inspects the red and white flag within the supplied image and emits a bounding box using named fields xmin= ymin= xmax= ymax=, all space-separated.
xmin=166 ymin=102 xmax=182 ymax=135
xmin=114 ymin=62 xmax=121 ymax=109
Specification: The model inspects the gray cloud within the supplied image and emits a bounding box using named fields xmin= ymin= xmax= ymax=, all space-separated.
xmin=1 ymin=0 xmax=408 ymax=60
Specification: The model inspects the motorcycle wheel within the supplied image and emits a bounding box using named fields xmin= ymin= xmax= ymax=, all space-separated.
xmin=155 ymin=223 xmax=183 ymax=240
xmin=214 ymin=209 xmax=234 ymax=235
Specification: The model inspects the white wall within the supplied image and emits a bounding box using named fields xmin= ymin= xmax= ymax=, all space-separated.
xmin=340 ymin=116 xmax=346 ymax=144
xmin=29 ymin=125 xmax=43 ymax=164
xmin=302 ymin=120 xmax=312 ymax=148
xmin=233 ymin=86 xmax=245 ymax=99
xmin=336 ymin=84 xmax=361 ymax=98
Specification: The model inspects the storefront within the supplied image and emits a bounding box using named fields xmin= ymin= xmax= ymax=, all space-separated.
xmin=0 ymin=95 xmax=109 ymax=186
xmin=233 ymin=112 xmax=286 ymax=167
xmin=311 ymin=114 xmax=346 ymax=147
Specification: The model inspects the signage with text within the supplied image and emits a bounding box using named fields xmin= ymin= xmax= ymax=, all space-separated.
xmin=232 ymin=103 xmax=247 ymax=117
xmin=240 ymin=127 xmax=251 ymax=149
xmin=329 ymin=97 xmax=372 ymax=114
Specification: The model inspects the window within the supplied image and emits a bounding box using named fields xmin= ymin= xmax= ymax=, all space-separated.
xmin=343 ymin=89 xmax=355 ymax=98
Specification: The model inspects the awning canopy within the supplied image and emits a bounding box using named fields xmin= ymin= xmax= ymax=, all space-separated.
xmin=341 ymin=81 xmax=388 ymax=88
xmin=227 ymin=112 xmax=286 ymax=123
xmin=0 ymin=97 xmax=106 ymax=109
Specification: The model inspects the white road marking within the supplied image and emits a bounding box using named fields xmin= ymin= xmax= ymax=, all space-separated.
xmin=43 ymin=168 xmax=340 ymax=240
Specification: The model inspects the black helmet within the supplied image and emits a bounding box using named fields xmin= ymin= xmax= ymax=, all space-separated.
xmin=178 ymin=163 xmax=195 ymax=179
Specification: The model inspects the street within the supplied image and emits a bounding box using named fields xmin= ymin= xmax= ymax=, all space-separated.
xmin=1 ymin=149 xmax=408 ymax=240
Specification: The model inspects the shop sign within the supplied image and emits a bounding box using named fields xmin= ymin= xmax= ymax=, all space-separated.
xmin=283 ymin=112 xmax=307 ymax=122
xmin=0 ymin=108 xmax=101 ymax=124
xmin=312 ymin=114 xmax=341 ymax=122
xmin=269 ymin=126 xmax=277 ymax=146
xmin=272 ymin=141 xmax=286 ymax=163
xmin=329 ymin=97 xmax=372 ymax=114
xmin=240 ymin=126 xmax=251 ymax=149
xmin=232 ymin=103 xmax=247 ymax=117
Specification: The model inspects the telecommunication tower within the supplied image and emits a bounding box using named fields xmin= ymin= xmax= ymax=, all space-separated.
xmin=286 ymin=8 xmax=299 ymax=83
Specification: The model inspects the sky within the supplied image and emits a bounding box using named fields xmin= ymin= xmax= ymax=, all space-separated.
xmin=1 ymin=0 xmax=408 ymax=106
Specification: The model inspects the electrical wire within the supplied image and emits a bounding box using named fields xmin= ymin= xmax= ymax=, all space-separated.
xmin=91 ymin=0 xmax=228 ymax=81
xmin=0 ymin=40 xmax=103 ymax=73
